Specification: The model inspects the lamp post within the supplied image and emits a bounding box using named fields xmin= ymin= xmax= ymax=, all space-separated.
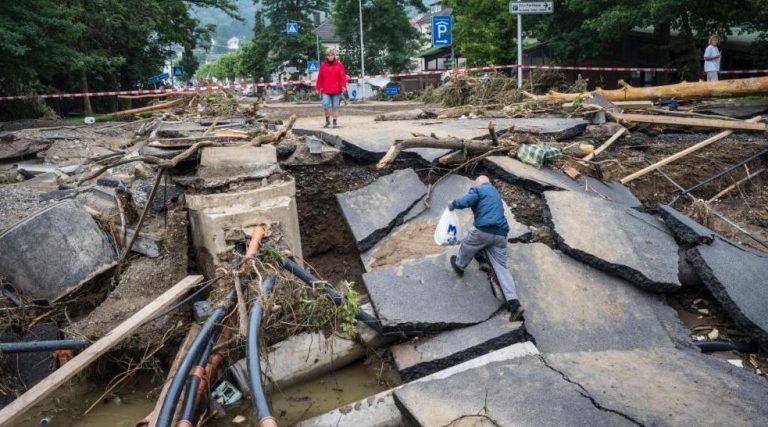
xmin=358 ymin=0 xmax=365 ymax=80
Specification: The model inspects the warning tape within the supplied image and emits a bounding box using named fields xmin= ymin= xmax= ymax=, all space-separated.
xmin=1 ymin=63 xmax=764 ymax=101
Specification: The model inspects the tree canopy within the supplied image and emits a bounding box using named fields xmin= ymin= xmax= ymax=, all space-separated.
xmin=333 ymin=0 xmax=426 ymax=75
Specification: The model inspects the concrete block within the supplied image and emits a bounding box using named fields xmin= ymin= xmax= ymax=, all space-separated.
xmin=198 ymin=145 xmax=279 ymax=182
xmin=0 ymin=199 xmax=116 ymax=302
xmin=230 ymin=331 xmax=366 ymax=393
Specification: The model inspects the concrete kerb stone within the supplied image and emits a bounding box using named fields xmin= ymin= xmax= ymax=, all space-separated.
xmin=191 ymin=145 xmax=280 ymax=188
xmin=391 ymin=314 xmax=525 ymax=381
xmin=336 ymin=168 xmax=427 ymax=252
xmin=0 ymin=199 xmax=117 ymax=302
xmin=688 ymin=236 xmax=768 ymax=348
xmin=543 ymin=190 xmax=682 ymax=293
xmin=296 ymin=342 xmax=539 ymax=427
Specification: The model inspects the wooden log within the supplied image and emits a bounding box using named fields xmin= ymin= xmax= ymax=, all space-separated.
xmin=244 ymin=114 xmax=297 ymax=147
xmin=582 ymin=127 xmax=628 ymax=161
xmin=0 ymin=275 xmax=204 ymax=426
xmin=112 ymin=99 xmax=185 ymax=117
xmin=613 ymin=113 xmax=765 ymax=132
xmin=620 ymin=116 xmax=764 ymax=184
xmin=535 ymin=76 xmax=768 ymax=102
xmin=377 ymin=137 xmax=495 ymax=169
xmin=563 ymin=100 xmax=654 ymax=110
xmin=117 ymin=93 xmax=171 ymax=100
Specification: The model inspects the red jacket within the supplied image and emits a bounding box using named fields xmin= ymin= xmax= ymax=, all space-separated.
xmin=316 ymin=59 xmax=347 ymax=95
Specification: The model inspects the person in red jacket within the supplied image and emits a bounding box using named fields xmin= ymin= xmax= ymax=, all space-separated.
xmin=315 ymin=48 xmax=347 ymax=128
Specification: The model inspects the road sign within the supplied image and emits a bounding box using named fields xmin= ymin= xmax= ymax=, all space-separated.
xmin=307 ymin=60 xmax=319 ymax=73
xmin=432 ymin=16 xmax=452 ymax=47
xmin=286 ymin=22 xmax=299 ymax=36
xmin=172 ymin=65 xmax=184 ymax=77
xmin=148 ymin=73 xmax=170 ymax=84
xmin=509 ymin=1 xmax=554 ymax=14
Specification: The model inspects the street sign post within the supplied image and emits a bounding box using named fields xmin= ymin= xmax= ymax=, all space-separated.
xmin=431 ymin=16 xmax=452 ymax=47
xmin=286 ymin=22 xmax=299 ymax=36
xmin=509 ymin=1 xmax=553 ymax=14
xmin=148 ymin=73 xmax=170 ymax=85
xmin=509 ymin=1 xmax=554 ymax=88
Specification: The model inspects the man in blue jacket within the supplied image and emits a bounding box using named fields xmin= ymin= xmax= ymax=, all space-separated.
xmin=449 ymin=175 xmax=522 ymax=320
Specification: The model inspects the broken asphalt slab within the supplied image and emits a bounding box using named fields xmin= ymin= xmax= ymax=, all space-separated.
xmin=657 ymin=203 xmax=716 ymax=245
xmin=394 ymin=355 xmax=637 ymax=427
xmin=544 ymin=190 xmax=682 ymax=292
xmin=391 ymin=314 xmax=524 ymax=381
xmin=336 ymin=168 xmax=427 ymax=252
xmin=485 ymin=155 xmax=641 ymax=208
xmin=394 ymin=348 xmax=768 ymax=427
xmin=295 ymin=117 xmax=588 ymax=163
xmin=0 ymin=199 xmax=116 ymax=302
xmin=688 ymin=236 xmax=768 ymax=347
xmin=361 ymin=174 xmax=529 ymax=271
xmin=362 ymin=250 xmax=503 ymax=333
xmin=508 ymin=243 xmax=687 ymax=353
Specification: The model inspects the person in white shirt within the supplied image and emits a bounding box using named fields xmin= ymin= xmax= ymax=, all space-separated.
xmin=703 ymin=35 xmax=721 ymax=81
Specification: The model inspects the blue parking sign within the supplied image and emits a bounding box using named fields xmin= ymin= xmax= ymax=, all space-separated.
xmin=432 ymin=16 xmax=452 ymax=47
xmin=286 ymin=22 xmax=299 ymax=36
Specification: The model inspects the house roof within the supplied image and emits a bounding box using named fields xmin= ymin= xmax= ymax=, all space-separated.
xmin=317 ymin=19 xmax=341 ymax=43
xmin=414 ymin=6 xmax=453 ymax=26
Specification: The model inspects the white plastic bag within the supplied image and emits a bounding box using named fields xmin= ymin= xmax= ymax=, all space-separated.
xmin=434 ymin=208 xmax=462 ymax=246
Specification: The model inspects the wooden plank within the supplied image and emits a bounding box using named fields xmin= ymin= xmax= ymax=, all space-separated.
xmin=582 ymin=127 xmax=628 ymax=161
xmin=143 ymin=324 xmax=201 ymax=427
xmin=620 ymin=116 xmax=764 ymax=184
xmin=563 ymin=100 xmax=654 ymax=110
xmin=708 ymin=168 xmax=766 ymax=203
xmin=614 ymin=113 xmax=766 ymax=131
xmin=0 ymin=275 xmax=204 ymax=426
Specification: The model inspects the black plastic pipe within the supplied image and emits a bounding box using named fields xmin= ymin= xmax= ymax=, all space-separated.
xmin=0 ymin=339 xmax=88 ymax=354
xmin=177 ymin=340 xmax=215 ymax=425
xmin=279 ymin=255 xmax=383 ymax=334
xmin=156 ymin=288 xmax=236 ymax=427
xmin=696 ymin=340 xmax=759 ymax=353
xmin=247 ymin=274 xmax=277 ymax=422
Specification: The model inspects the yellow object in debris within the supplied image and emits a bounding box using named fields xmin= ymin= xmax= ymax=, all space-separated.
xmin=579 ymin=143 xmax=595 ymax=156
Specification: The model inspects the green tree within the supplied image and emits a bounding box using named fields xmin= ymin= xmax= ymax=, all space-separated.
xmin=333 ymin=0 xmax=425 ymax=75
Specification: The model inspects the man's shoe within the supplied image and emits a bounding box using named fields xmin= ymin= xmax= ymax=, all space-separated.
xmin=507 ymin=299 xmax=524 ymax=321
xmin=332 ymin=123 xmax=339 ymax=128
xmin=450 ymin=255 xmax=464 ymax=277
xmin=323 ymin=123 xmax=330 ymax=128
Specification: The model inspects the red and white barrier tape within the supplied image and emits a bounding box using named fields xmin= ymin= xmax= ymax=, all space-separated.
xmin=2 ymin=63 xmax=765 ymax=101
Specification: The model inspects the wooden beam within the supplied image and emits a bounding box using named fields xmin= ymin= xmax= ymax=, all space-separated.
xmin=614 ymin=113 xmax=766 ymax=131
xmin=620 ymin=116 xmax=764 ymax=184
xmin=112 ymin=99 xmax=185 ymax=117
xmin=582 ymin=127 xmax=628 ymax=161
xmin=708 ymin=168 xmax=766 ymax=203
xmin=0 ymin=275 xmax=204 ymax=426
xmin=563 ymin=100 xmax=654 ymax=110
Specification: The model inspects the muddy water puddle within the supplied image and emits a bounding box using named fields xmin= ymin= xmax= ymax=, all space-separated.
xmin=14 ymin=360 xmax=386 ymax=426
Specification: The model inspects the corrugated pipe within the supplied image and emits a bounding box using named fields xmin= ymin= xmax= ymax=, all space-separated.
xmin=155 ymin=288 xmax=236 ymax=427
xmin=247 ymin=274 xmax=277 ymax=426
xmin=0 ymin=339 xmax=88 ymax=354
